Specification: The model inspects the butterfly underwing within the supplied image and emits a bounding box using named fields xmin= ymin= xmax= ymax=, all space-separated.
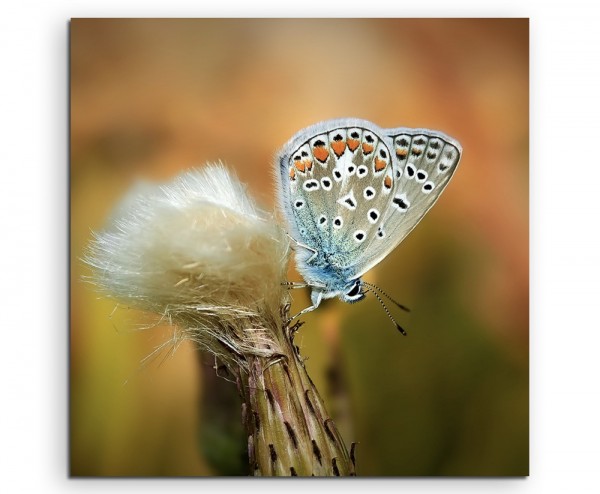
xmin=275 ymin=118 xmax=462 ymax=317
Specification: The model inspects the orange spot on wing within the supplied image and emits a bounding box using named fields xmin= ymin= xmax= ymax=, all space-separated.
xmin=374 ymin=157 xmax=387 ymax=172
xmin=362 ymin=143 xmax=374 ymax=154
xmin=304 ymin=159 xmax=313 ymax=171
xmin=289 ymin=167 xmax=296 ymax=180
xmin=313 ymin=145 xmax=329 ymax=163
xmin=295 ymin=160 xmax=306 ymax=173
xmin=384 ymin=175 xmax=392 ymax=189
xmin=331 ymin=140 xmax=346 ymax=157
xmin=347 ymin=138 xmax=359 ymax=151
xmin=396 ymin=149 xmax=407 ymax=158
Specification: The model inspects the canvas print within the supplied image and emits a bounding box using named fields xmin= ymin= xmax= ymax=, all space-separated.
xmin=71 ymin=18 xmax=529 ymax=476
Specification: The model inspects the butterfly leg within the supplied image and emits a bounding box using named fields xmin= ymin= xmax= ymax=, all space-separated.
xmin=285 ymin=233 xmax=318 ymax=264
xmin=289 ymin=304 xmax=317 ymax=321
xmin=305 ymin=251 xmax=318 ymax=264
xmin=288 ymin=289 xmax=323 ymax=321
xmin=282 ymin=281 xmax=310 ymax=289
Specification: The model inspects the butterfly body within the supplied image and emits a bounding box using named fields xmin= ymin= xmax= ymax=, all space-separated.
xmin=275 ymin=118 xmax=461 ymax=315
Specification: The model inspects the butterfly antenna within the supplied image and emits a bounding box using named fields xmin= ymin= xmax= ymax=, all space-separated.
xmin=363 ymin=282 xmax=410 ymax=312
xmin=365 ymin=287 xmax=407 ymax=336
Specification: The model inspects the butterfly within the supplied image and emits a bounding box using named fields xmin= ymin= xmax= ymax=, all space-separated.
xmin=275 ymin=118 xmax=461 ymax=333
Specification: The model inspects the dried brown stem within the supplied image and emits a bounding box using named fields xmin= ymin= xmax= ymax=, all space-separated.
xmin=234 ymin=308 xmax=354 ymax=476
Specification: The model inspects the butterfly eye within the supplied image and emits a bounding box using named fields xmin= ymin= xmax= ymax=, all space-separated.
xmin=347 ymin=282 xmax=361 ymax=297
xmin=343 ymin=281 xmax=365 ymax=303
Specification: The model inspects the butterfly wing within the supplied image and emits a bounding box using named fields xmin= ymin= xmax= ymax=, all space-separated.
xmin=349 ymin=126 xmax=462 ymax=278
xmin=275 ymin=119 xmax=461 ymax=285
xmin=275 ymin=119 xmax=350 ymax=272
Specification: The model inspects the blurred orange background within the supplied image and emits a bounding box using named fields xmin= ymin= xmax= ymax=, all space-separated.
xmin=71 ymin=18 xmax=528 ymax=476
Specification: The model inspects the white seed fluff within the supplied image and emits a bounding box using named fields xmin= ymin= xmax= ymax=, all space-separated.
xmin=84 ymin=164 xmax=291 ymax=369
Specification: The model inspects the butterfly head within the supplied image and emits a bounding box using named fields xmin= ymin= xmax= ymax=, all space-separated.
xmin=307 ymin=278 xmax=365 ymax=310
xmin=301 ymin=278 xmax=409 ymax=335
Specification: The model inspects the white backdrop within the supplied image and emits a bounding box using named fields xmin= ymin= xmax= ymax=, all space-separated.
xmin=1 ymin=1 xmax=599 ymax=493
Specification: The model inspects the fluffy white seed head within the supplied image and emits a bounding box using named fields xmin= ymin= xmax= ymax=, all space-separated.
xmin=84 ymin=164 xmax=291 ymax=369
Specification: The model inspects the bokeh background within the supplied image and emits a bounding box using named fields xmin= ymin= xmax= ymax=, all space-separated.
xmin=71 ymin=18 xmax=528 ymax=476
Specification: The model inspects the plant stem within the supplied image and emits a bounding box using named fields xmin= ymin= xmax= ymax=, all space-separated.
xmin=235 ymin=313 xmax=355 ymax=476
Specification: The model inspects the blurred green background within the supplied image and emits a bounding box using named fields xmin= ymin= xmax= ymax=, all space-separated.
xmin=70 ymin=18 xmax=528 ymax=476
